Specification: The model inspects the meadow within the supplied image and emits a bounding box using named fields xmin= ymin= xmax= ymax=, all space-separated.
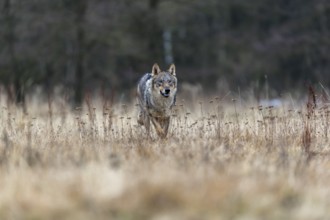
xmin=0 ymin=91 xmax=329 ymax=220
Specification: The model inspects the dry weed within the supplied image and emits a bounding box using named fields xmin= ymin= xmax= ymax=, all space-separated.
xmin=0 ymin=94 xmax=329 ymax=220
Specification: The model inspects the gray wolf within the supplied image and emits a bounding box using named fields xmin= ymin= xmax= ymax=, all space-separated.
xmin=137 ymin=63 xmax=177 ymax=138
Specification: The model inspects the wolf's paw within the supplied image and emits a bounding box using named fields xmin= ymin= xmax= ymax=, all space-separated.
xmin=137 ymin=117 xmax=144 ymax=126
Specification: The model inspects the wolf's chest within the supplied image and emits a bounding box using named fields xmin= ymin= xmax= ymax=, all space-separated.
xmin=148 ymin=96 xmax=173 ymax=117
xmin=147 ymin=105 xmax=172 ymax=118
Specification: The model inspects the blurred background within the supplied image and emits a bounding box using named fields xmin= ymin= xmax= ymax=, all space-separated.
xmin=0 ymin=0 xmax=329 ymax=108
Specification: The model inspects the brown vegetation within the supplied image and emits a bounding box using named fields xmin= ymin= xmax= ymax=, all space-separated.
xmin=0 ymin=94 xmax=330 ymax=219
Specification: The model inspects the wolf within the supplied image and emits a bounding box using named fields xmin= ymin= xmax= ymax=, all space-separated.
xmin=137 ymin=63 xmax=177 ymax=138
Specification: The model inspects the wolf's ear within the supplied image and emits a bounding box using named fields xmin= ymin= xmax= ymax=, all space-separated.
xmin=168 ymin=64 xmax=176 ymax=76
xmin=152 ymin=63 xmax=161 ymax=76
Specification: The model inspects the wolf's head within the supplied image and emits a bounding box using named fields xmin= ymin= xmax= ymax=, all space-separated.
xmin=151 ymin=63 xmax=177 ymax=99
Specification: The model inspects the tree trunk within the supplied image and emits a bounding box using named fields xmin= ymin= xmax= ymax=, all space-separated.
xmin=73 ymin=0 xmax=87 ymax=107
xmin=4 ymin=0 xmax=26 ymax=111
xmin=147 ymin=0 xmax=163 ymax=64
xmin=14 ymin=78 xmax=25 ymax=108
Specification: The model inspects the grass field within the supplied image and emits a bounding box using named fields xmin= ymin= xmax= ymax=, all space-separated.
xmin=0 ymin=93 xmax=330 ymax=220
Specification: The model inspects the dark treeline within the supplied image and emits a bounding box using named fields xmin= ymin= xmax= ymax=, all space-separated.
xmin=0 ymin=0 xmax=329 ymax=107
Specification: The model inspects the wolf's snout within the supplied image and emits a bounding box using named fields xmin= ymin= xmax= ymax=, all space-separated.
xmin=160 ymin=88 xmax=171 ymax=97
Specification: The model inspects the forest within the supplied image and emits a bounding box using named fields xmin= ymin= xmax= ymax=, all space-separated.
xmin=0 ymin=0 xmax=330 ymax=107
xmin=1 ymin=1 xmax=330 ymax=219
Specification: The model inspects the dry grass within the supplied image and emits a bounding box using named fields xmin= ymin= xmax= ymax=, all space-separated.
xmin=0 ymin=94 xmax=330 ymax=220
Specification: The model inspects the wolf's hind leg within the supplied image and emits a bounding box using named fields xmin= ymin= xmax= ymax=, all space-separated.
xmin=137 ymin=111 xmax=144 ymax=125
xmin=144 ymin=116 xmax=151 ymax=138
xmin=138 ymin=111 xmax=151 ymax=138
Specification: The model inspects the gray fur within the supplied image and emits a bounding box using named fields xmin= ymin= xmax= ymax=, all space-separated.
xmin=137 ymin=64 xmax=177 ymax=138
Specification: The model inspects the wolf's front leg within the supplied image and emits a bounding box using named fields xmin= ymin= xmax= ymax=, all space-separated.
xmin=163 ymin=117 xmax=170 ymax=137
xmin=151 ymin=117 xmax=169 ymax=138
